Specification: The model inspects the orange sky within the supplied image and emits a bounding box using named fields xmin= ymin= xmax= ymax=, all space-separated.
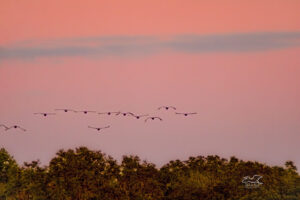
xmin=1 ymin=0 xmax=300 ymax=44
xmin=0 ymin=0 xmax=300 ymax=169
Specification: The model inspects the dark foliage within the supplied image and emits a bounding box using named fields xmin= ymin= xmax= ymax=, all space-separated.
xmin=0 ymin=147 xmax=299 ymax=200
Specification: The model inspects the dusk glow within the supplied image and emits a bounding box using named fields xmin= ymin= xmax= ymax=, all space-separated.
xmin=1 ymin=0 xmax=300 ymax=170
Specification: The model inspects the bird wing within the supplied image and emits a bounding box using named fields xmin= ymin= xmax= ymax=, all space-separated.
xmin=156 ymin=117 xmax=163 ymax=121
xmin=5 ymin=126 xmax=14 ymax=130
xmin=55 ymin=109 xmax=75 ymax=112
xmin=103 ymin=126 xmax=110 ymax=129
xmin=0 ymin=124 xmax=8 ymax=129
xmin=188 ymin=112 xmax=197 ymax=115
xmin=145 ymin=117 xmax=151 ymax=122
xmin=170 ymin=106 xmax=177 ymax=110
xmin=98 ymin=112 xmax=107 ymax=115
xmin=157 ymin=106 xmax=164 ymax=110
xmin=175 ymin=112 xmax=183 ymax=115
xmin=17 ymin=126 xmax=26 ymax=131
xmin=88 ymin=126 xmax=97 ymax=129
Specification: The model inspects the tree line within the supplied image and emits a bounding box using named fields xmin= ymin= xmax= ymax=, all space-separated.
xmin=0 ymin=147 xmax=299 ymax=200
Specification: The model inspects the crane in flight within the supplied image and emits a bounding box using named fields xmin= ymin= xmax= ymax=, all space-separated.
xmin=75 ymin=110 xmax=97 ymax=114
xmin=145 ymin=117 xmax=163 ymax=122
xmin=116 ymin=112 xmax=134 ymax=116
xmin=88 ymin=126 xmax=110 ymax=132
xmin=5 ymin=125 xmax=26 ymax=132
xmin=55 ymin=109 xmax=76 ymax=113
xmin=34 ymin=113 xmax=56 ymax=117
xmin=175 ymin=112 xmax=197 ymax=116
xmin=98 ymin=111 xmax=121 ymax=116
xmin=130 ymin=114 xmax=149 ymax=119
xmin=158 ymin=106 xmax=176 ymax=111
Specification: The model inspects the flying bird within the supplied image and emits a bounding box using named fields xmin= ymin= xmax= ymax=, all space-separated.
xmin=158 ymin=106 xmax=176 ymax=110
xmin=175 ymin=112 xmax=197 ymax=116
xmin=116 ymin=112 xmax=134 ymax=116
xmin=55 ymin=109 xmax=76 ymax=113
xmin=131 ymin=114 xmax=149 ymax=119
xmin=98 ymin=111 xmax=121 ymax=116
xmin=76 ymin=110 xmax=97 ymax=114
xmin=88 ymin=126 xmax=110 ymax=131
xmin=5 ymin=125 xmax=26 ymax=132
xmin=145 ymin=117 xmax=163 ymax=122
xmin=34 ymin=113 xmax=56 ymax=117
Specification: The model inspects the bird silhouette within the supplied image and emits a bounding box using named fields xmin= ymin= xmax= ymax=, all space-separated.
xmin=5 ymin=125 xmax=26 ymax=132
xmin=158 ymin=106 xmax=176 ymax=110
xmin=55 ymin=109 xmax=76 ymax=113
xmin=130 ymin=114 xmax=149 ymax=119
xmin=175 ymin=112 xmax=197 ymax=116
xmin=98 ymin=111 xmax=120 ymax=116
xmin=116 ymin=112 xmax=134 ymax=116
xmin=34 ymin=113 xmax=56 ymax=117
xmin=88 ymin=126 xmax=110 ymax=131
xmin=76 ymin=110 xmax=97 ymax=114
xmin=145 ymin=117 xmax=163 ymax=122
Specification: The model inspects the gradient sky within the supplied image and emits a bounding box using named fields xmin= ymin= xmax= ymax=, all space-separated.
xmin=0 ymin=0 xmax=300 ymax=169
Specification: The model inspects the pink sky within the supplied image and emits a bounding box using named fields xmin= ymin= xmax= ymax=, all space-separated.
xmin=0 ymin=0 xmax=300 ymax=169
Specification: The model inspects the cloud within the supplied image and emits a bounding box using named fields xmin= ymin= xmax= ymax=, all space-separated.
xmin=1 ymin=32 xmax=300 ymax=60
xmin=166 ymin=32 xmax=300 ymax=52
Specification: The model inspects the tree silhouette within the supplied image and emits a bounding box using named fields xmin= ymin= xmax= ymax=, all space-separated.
xmin=0 ymin=147 xmax=299 ymax=200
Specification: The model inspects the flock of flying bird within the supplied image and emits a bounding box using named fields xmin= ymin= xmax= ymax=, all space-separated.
xmin=0 ymin=106 xmax=197 ymax=133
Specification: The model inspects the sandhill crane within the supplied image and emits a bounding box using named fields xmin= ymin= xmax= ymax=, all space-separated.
xmin=145 ymin=117 xmax=163 ymax=122
xmin=76 ymin=110 xmax=97 ymax=114
xmin=98 ymin=111 xmax=120 ymax=116
xmin=131 ymin=114 xmax=149 ymax=119
xmin=34 ymin=113 xmax=56 ymax=117
xmin=158 ymin=106 xmax=176 ymax=110
xmin=55 ymin=109 xmax=76 ymax=113
xmin=5 ymin=125 xmax=26 ymax=132
xmin=175 ymin=112 xmax=197 ymax=116
xmin=88 ymin=126 xmax=110 ymax=132
xmin=116 ymin=112 xmax=134 ymax=116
